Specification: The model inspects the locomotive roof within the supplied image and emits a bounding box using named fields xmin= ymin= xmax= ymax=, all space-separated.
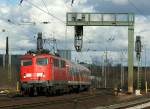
xmin=20 ymin=54 xmax=34 ymax=59
xmin=20 ymin=53 xmax=90 ymax=72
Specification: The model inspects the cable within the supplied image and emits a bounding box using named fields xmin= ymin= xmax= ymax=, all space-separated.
xmin=19 ymin=0 xmax=65 ymax=24
xmin=24 ymin=0 xmax=65 ymax=24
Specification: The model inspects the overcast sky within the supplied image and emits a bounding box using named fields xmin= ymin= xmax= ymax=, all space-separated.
xmin=0 ymin=0 xmax=150 ymax=65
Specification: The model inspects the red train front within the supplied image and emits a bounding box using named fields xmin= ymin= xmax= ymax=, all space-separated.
xmin=20 ymin=53 xmax=91 ymax=96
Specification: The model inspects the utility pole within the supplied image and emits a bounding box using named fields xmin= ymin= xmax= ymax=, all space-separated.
xmin=120 ymin=50 xmax=123 ymax=90
xmin=5 ymin=37 xmax=9 ymax=68
xmin=120 ymin=49 xmax=126 ymax=90
xmin=101 ymin=55 xmax=104 ymax=88
xmin=144 ymin=44 xmax=147 ymax=93
xmin=5 ymin=37 xmax=11 ymax=86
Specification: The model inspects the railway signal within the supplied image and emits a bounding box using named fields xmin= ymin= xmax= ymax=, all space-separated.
xmin=135 ymin=36 xmax=142 ymax=61
xmin=135 ymin=36 xmax=142 ymax=95
xmin=74 ymin=26 xmax=83 ymax=52
xmin=37 ymin=32 xmax=43 ymax=51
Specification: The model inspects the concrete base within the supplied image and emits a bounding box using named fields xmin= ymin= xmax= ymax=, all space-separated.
xmin=128 ymin=87 xmax=133 ymax=94
xmin=135 ymin=89 xmax=141 ymax=95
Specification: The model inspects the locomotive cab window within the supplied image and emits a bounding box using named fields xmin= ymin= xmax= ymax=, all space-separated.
xmin=36 ymin=57 xmax=48 ymax=65
xmin=21 ymin=60 xmax=32 ymax=66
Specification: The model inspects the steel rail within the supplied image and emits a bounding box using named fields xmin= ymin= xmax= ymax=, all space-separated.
xmin=94 ymin=97 xmax=150 ymax=109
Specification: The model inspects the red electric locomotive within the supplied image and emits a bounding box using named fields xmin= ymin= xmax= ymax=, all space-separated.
xmin=19 ymin=33 xmax=91 ymax=96
xmin=20 ymin=52 xmax=91 ymax=96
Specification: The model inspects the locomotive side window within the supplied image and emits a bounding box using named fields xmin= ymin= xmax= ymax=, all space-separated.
xmin=36 ymin=58 xmax=48 ymax=65
xmin=21 ymin=60 xmax=32 ymax=66
xmin=54 ymin=59 xmax=59 ymax=67
xmin=60 ymin=60 xmax=65 ymax=68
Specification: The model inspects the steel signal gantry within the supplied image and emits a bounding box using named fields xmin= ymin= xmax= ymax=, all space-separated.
xmin=66 ymin=12 xmax=135 ymax=93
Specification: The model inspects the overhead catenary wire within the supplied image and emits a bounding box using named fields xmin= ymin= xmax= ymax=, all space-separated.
xmin=0 ymin=16 xmax=51 ymax=27
xmin=128 ymin=0 xmax=149 ymax=21
xmin=22 ymin=0 xmax=65 ymax=24
xmin=41 ymin=0 xmax=50 ymax=14
xmin=18 ymin=0 xmax=71 ymax=53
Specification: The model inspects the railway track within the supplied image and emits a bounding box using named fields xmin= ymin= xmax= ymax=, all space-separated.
xmin=3 ymin=95 xmax=150 ymax=109
xmin=94 ymin=97 xmax=150 ymax=109
xmin=1 ymin=89 xmax=150 ymax=109
xmin=0 ymin=93 xmax=97 ymax=109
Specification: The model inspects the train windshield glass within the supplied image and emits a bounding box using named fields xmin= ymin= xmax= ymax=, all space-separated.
xmin=21 ymin=60 xmax=32 ymax=66
xmin=36 ymin=57 xmax=48 ymax=65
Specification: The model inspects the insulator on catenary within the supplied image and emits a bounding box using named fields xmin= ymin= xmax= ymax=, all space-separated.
xmin=74 ymin=26 xmax=83 ymax=52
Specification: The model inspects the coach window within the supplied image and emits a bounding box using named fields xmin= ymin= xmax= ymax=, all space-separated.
xmin=21 ymin=60 xmax=32 ymax=66
xmin=70 ymin=67 xmax=73 ymax=75
xmin=36 ymin=58 xmax=48 ymax=65
xmin=69 ymin=67 xmax=71 ymax=74
xmin=73 ymin=67 xmax=76 ymax=75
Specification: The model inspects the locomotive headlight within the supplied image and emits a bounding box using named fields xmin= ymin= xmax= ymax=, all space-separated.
xmin=26 ymin=73 xmax=32 ymax=77
xmin=37 ymin=72 xmax=45 ymax=77
xmin=23 ymin=73 xmax=26 ymax=78
xmin=23 ymin=73 xmax=32 ymax=78
xmin=37 ymin=73 xmax=43 ymax=77
xmin=43 ymin=73 xmax=45 ymax=77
